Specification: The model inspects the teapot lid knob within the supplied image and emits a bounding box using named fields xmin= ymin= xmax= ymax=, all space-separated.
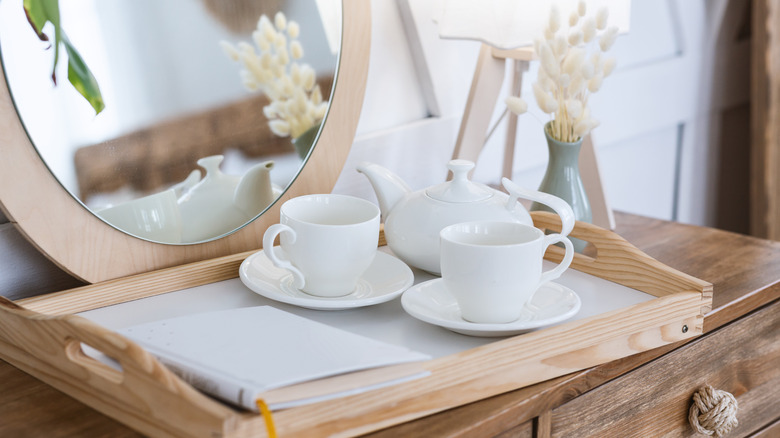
xmin=448 ymin=159 xmax=474 ymax=181
xmin=426 ymin=159 xmax=493 ymax=203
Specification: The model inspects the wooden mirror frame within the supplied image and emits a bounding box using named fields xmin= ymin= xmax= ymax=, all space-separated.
xmin=0 ymin=0 xmax=370 ymax=284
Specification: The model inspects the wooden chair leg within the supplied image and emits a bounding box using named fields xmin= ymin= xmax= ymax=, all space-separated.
xmin=452 ymin=44 xmax=507 ymax=164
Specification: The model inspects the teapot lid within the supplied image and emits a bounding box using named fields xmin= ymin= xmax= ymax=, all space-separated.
xmin=426 ymin=160 xmax=493 ymax=203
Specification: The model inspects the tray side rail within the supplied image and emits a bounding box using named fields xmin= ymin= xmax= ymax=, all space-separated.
xmin=0 ymin=297 xmax=246 ymax=438
xmin=531 ymin=211 xmax=714 ymax=314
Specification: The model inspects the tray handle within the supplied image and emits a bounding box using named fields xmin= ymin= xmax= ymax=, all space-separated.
xmin=0 ymin=296 xmax=242 ymax=438
xmin=531 ymin=211 xmax=712 ymax=307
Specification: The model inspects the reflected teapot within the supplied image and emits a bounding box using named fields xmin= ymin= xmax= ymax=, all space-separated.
xmin=178 ymin=155 xmax=277 ymax=242
xmin=357 ymin=160 xmax=574 ymax=274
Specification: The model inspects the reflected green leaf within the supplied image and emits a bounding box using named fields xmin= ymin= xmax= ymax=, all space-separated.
xmin=63 ymin=35 xmax=105 ymax=114
xmin=23 ymin=0 xmax=104 ymax=114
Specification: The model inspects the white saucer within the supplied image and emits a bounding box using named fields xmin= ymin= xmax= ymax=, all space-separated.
xmin=401 ymin=279 xmax=581 ymax=337
xmin=239 ymin=248 xmax=414 ymax=310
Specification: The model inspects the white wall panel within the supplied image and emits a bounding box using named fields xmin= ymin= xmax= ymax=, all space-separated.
xmin=598 ymin=127 xmax=679 ymax=220
xmin=354 ymin=0 xmax=430 ymax=135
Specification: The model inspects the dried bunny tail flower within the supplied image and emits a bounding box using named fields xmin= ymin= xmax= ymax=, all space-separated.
xmin=533 ymin=83 xmax=558 ymax=114
xmin=562 ymin=47 xmax=585 ymax=76
xmin=294 ymin=87 xmax=308 ymax=113
xmin=311 ymin=85 xmax=323 ymax=105
xmin=301 ymin=65 xmax=316 ymax=90
xmin=568 ymin=30 xmax=583 ymax=46
xmin=541 ymin=94 xmax=559 ymax=114
xmin=314 ymin=102 xmax=328 ymax=120
xmin=532 ymin=82 xmax=550 ymax=108
xmin=220 ymin=41 xmax=240 ymax=61
xmin=582 ymin=17 xmax=597 ymax=43
xmin=554 ymin=34 xmax=568 ymax=59
xmin=539 ymin=41 xmax=560 ymax=78
xmin=281 ymin=76 xmax=295 ymax=95
xmin=241 ymin=75 xmax=258 ymax=91
xmin=569 ymin=75 xmax=585 ymax=96
xmin=287 ymin=21 xmax=300 ymax=39
xmin=275 ymin=11 xmax=287 ymax=31
xmin=580 ymin=60 xmax=595 ymax=79
xmin=548 ymin=5 xmax=561 ymax=33
xmin=277 ymin=47 xmax=290 ymax=65
xmin=263 ymin=104 xmax=278 ymax=119
xmin=259 ymin=15 xmax=276 ymax=41
xmin=558 ymin=73 xmax=571 ymax=88
xmin=569 ymin=11 xmax=579 ymax=27
xmin=591 ymin=51 xmax=603 ymax=66
xmin=599 ymin=26 xmax=619 ymax=51
xmin=505 ymin=96 xmax=528 ymax=115
xmin=545 ymin=77 xmax=557 ymax=92
xmin=237 ymin=41 xmax=255 ymax=55
xmin=603 ymin=57 xmax=617 ymax=77
xmin=275 ymin=33 xmax=287 ymax=49
xmin=573 ymin=118 xmax=590 ymax=138
xmin=578 ymin=0 xmax=587 ymax=17
xmin=290 ymin=40 xmax=304 ymax=59
xmin=595 ymin=7 xmax=609 ymax=30
xmin=565 ymin=99 xmax=583 ymax=119
xmin=290 ymin=63 xmax=302 ymax=85
xmin=269 ymin=119 xmax=291 ymax=137
xmin=272 ymin=62 xmax=285 ymax=78
xmin=257 ymin=51 xmax=270 ymax=70
xmin=589 ymin=117 xmax=601 ymax=131
xmin=544 ymin=27 xmax=555 ymax=41
xmin=588 ymin=73 xmax=604 ymax=92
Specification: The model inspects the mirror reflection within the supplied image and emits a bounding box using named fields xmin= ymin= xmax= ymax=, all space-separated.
xmin=0 ymin=0 xmax=340 ymax=244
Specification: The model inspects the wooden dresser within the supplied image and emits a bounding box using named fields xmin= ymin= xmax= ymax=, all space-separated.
xmin=1 ymin=212 xmax=778 ymax=437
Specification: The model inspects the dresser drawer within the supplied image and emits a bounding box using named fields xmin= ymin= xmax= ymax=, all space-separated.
xmin=550 ymin=300 xmax=780 ymax=437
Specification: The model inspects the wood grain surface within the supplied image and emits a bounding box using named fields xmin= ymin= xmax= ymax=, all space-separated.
xmin=551 ymin=299 xmax=780 ymax=437
xmin=0 ymin=212 xmax=777 ymax=437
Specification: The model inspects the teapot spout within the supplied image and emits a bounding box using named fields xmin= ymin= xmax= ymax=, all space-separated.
xmin=356 ymin=162 xmax=412 ymax=221
xmin=234 ymin=161 xmax=275 ymax=217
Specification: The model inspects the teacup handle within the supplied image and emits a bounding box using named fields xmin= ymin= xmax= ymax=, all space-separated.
xmin=501 ymin=178 xmax=575 ymax=237
xmin=262 ymin=223 xmax=306 ymax=290
xmin=539 ymin=234 xmax=574 ymax=286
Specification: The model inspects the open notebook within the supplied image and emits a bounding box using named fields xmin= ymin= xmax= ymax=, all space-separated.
xmin=114 ymin=306 xmax=431 ymax=411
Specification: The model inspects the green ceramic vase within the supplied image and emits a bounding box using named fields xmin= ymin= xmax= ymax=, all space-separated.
xmin=531 ymin=122 xmax=592 ymax=252
xmin=292 ymin=124 xmax=320 ymax=160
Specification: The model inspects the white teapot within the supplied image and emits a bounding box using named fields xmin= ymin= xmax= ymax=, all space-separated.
xmin=357 ymin=160 xmax=574 ymax=274
xmin=178 ymin=155 xmax=276 ymax=242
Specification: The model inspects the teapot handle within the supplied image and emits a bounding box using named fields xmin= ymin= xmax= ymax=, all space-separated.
xmin=501 ymin=178 xmax=575 ymax=237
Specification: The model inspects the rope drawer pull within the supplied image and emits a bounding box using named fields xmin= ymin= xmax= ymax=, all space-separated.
xmin=688 ymin=385 xmax=738 ymax=437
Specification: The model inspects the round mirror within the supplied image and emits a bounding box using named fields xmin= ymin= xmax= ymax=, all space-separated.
xmin=0 ymin=0 xmax=340 ymax=244
xmin=0 ymin=0 xmax=370 ymax=283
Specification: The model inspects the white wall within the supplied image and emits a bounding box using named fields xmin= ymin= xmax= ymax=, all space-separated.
xmin=335 ymin=0 xmax=750 ymax=227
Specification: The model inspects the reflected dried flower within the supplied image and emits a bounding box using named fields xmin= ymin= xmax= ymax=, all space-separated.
xmin=221 ymin=11 xmax=328 ymax=139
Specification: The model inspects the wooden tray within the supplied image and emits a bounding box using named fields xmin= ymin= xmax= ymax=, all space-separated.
xmin=0 ymin=212 xmax=712 ymax=438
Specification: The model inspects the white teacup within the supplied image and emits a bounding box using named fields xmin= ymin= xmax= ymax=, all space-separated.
xmin=97 ymin=189 xmax=182 ymax=243
xmin=440 ymin=221 xmax=575 ymax=324
xmin=262 ymin=194 xmax=380 ymax=297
